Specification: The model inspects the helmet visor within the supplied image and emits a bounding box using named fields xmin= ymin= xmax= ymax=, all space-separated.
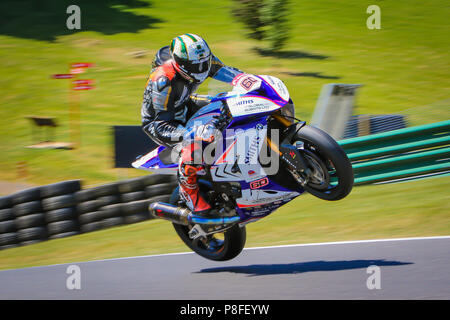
xmin=178 ymin=56 xmax=211 ymax=75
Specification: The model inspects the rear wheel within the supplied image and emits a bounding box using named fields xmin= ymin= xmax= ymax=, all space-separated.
xmin=291 ymin=125 xmax=354 ymax=201
xmin=170 ymin=185 xmax=246 ymax=261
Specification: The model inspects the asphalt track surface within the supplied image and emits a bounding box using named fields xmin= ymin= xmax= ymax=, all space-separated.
xmin=0 ymin=236 xmax=449 ymax=300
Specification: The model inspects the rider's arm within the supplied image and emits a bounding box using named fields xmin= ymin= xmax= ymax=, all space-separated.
xmin=209 ymin=55 xmax=243 ymax=84
xmin=189 ymin=93 xmax=213 ymax=108
xmin=141 ymin=76 xmax=184 ymax=147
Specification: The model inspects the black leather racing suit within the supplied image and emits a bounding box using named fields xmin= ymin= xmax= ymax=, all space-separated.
xmin=141 ymin=50 xmax=242 ymax=148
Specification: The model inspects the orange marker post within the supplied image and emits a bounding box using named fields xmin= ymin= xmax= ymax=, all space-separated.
xmin=52 ymin=63 xmax=95 ymax=150
xmin=69 ymin=63 xmax=95 ymax=149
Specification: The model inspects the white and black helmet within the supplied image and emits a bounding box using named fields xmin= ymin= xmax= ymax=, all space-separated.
xmin=170 ymin=34 xmax=212 ymax=83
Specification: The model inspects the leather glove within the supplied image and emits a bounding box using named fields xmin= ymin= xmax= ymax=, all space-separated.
xmin=195 ymin=123 xmax=221 ymax=143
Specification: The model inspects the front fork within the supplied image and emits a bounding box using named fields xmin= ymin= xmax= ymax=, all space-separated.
xmin=268 ymin=114 xmax=312 ymax=184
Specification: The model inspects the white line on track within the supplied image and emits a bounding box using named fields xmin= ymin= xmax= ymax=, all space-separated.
xmin=1 ymin=235 xmax=449 ymax=272
xmin=244 ymin=235 xmax=450 ymax=251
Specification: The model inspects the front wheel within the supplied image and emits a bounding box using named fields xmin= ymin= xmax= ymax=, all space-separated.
xmin=291 ymin=125 xmax=354 ymax=201
xmin=170 ymin=186 xmax=246 ymax=261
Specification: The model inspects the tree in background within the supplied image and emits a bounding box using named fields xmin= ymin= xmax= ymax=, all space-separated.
xmin=232 ymin=0 xmax=291 ymax=52
xmin=231 ymin=0 xmax=266 ymax=41
xmin=261 ymin=0 xmax=290 ymax=51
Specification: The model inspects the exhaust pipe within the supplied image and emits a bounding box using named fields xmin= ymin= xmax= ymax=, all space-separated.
xmin=149 ymin=202 xmax=191 ymax=225
xmin=149 ymin=202 xmax=241 ymax=226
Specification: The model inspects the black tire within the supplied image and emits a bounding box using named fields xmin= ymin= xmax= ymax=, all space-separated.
xmin=123 ymin=212 xmax=150 ymax=224
xmin=122 ymin=195 xmax=171 ymax=216
xmin=42 ymin=194 xmax=77 ymax=211
xmin=118 ymin=177 xmax=145 ymax=194
xmin=121 ymin=200 xmax=149 ymax=215
xmin=78 ymin=211 xmax=103 ymax=225
xmin=145 ymin=183 xmax=177 ymax=198
xmin=0 ymin=220 xmax=16 ymax=233
xmin=11 ymin=187 xmax=42 ymax=205
xmin=0 ymin=195 xmax=13 ymax=209
xmin=0 ymin=208 xmax=14 ymax=222
xmin=49 ymin=231 xmax=79 ymax=239
xmin=292 ymin=125 xmax=354 ymax=201
xmin=99 ymin=203 xmax=123 ymax=219
xmin=76 ymin=200 xmax=102 ymax=215
xmin=15 ymin=213 xmax=46 ymax=229
xmin=101 ymin=217 xmax=124 ymax=229
xmin=20 ymin=240 xmax=45 ymax=246
xmin=0 ymin=232 xmax=18 ymax=246
xmin=149 ymin=194 xmax=171 ymax=203
xmin=121 ymin=191 xmax=146 ymax=203
xmin=40 ymin=180 xmax=82 ymax=198
xmin=80 ymin=221 xmax=102 ymax=233
xmin=74 ymin=189 xmax=97 ymax=203
xmin=139 ymin=174 xmax=175 ymax=186
xmin=17 ymin=227 xmax=47 ymax=242
xmin=45 ymin=207 xmax=77 ymax=223
xmin=97 ymin=195 xmax=121 ymax=207
xmin=84 ymin=182 xmax=121 ymax=199
xmin=0 ymin=244 xmax=19 ymax=251
xmin=170 ymin=186 xmax=246 ymax=261
xmin=47 ymin=220 xmax=78 ymax=236
xmin=13 ymin=201 xmax=42 ymax=217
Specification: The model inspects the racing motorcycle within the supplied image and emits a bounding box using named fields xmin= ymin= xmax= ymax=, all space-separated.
xmin=133 ymin=73 xmax=354 ymax=261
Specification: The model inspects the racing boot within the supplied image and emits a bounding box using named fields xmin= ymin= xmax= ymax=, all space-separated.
xmin=178 ymin=142 xmax=212 ymax=216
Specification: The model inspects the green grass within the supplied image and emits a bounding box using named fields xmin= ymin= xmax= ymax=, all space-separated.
xmin=0 ymin=0 xmax=449 ymax=187
xmin=0 ymin=175 xmax=448 ymax=271
xmin=0 ymin=1 xmax=449 ymax=270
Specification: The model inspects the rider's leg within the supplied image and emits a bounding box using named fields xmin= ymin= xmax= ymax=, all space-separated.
xmin=178 ymin=141 xmax=212 ymax=215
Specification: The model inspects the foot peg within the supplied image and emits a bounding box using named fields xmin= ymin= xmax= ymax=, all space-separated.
xmin=188 ymin=224 xmax=208 ymax=240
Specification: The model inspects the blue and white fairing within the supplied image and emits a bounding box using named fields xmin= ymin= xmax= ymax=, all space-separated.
xmin=132 ymin=145 xmax=178 ymax=174
xmin=133 ymin=74 xmax=305 ymax=224
xmin=214 ymin=74 xmax=290 ymax=119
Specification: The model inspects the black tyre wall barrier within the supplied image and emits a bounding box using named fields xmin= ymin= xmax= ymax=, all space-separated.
xmin=0 ymin=174 xmax=177 ymax=250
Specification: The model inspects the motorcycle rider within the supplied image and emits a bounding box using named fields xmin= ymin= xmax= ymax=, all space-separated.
xmin=141 ymin=34 xmax=243 ymax=215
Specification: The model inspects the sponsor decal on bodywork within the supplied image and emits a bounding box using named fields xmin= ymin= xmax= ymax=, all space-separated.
xmin=250 ymin=177 xmax=269 ymax=189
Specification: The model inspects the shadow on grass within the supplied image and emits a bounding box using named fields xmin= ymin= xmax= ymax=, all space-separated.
xmin=253 ymin=47 xmax=329 ymax=60
xmin=196 ymin=259 xmax=412 ymax=277
xmin=282 ymin=71 xmax=341 ymax=80
xmin=0 ymin=0 xmax=163 ymax=42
